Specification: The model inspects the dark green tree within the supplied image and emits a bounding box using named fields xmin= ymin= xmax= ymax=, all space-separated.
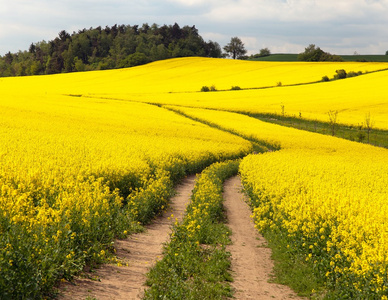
xmin=205 ymin=41 xmax=222 ymax=58
xmin=259 ymin=47 xmax=271 ymax=57
xmin=298 ymin=44 xmax=325 ymax=61
xmin=298 ymin=44 xmax=344 ymax=62
xmin=0 ymin=23 xmax=223 ymax=77
xmin=223 ymin=37 xmax=247 ymax=59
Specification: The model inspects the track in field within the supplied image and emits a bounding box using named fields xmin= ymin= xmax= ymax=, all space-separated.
xmin=224 ymin=176 xmax=301 ymax=299
xmin=58 ymin=175 xmax=196 ymax=300
xmin=58 ymin=175 xmax=301 ymax=299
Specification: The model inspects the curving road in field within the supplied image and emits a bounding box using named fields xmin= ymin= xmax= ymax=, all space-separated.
xmin=224 ymin=176 xmax=301 ymax=300
xmin=58 ymin=174 xmax=301 ymax=299
xmin=57 ymin=175 xmax=196 ymax=300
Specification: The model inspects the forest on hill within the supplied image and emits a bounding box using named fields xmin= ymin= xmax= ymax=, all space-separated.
xmin=0 ymin=23 xmax=222 ymax=77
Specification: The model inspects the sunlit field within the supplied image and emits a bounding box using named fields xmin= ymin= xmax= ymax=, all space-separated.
xmin=0 ymin=88 xmax=250 ymax=297
xmin=2 ymin=56 xmax=388 ymax=93
xmin=1 ymin=57 xmax=388 ymax=298
xmin=170 ymin=106 xmax=388 ymax=298
xmin=144 ymin=70 xmax=388 ymax=129
xmin=3 ymin=57 xmax=388 ymax=128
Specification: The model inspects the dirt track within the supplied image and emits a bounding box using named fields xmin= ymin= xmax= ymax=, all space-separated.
xmin=224 ymin=176 xmax=300 ymax=299
xmin=58 ymin=175 xmax=196 ymax=300
xmin=58 ymin=175 xmax=300 ymax=299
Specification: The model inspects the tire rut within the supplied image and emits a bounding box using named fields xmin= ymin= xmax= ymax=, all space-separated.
xmin=224 ymin=176 xmax=301 ymax=299
xmin=58 ymin=175 xmax=196 ymax=300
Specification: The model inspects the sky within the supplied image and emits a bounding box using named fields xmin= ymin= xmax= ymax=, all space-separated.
xmin=1 ymin=0 xmax=388 ymax=56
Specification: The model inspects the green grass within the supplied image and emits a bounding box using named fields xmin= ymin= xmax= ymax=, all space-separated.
xmin=340 ymin=54 xmax=388 ymax=62
xmin=144 ymin=160 xmax=240 ymax=300
xmin=248 ymin=53 xmax=388 ymax=62
xmin=247 ymin=112 xmax=388 ymax=149
xmin=263 ymin=229 xmax=326 ymax=299
xmin=248 ymin=54 xmax=299 ymax=61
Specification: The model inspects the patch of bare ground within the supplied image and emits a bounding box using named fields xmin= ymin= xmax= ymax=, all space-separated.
xmin=224 ymin=176 xmax=302 ymax=300
xmin=57 ymin=175 xmax=196 ymax=300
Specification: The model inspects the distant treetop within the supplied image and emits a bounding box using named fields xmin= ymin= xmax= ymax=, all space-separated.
xmin=0 ymin=23 xmax=222 ymax=77
xmin=298 ymin=44 xmax=344 ymax=62
xmin=223 ymin=37 xmax=247 ymax=59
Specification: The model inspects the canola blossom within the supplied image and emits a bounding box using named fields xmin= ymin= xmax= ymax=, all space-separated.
xmin=62 ymin=57 xmax=387 ymax=130
xmin=145 ymin=160 xmax=239 ymax=299
xmin=3 ymin=57 xmax=388 ymax=129
xmin=0 ymin=85 xmax=250 ymax=297
xmin=3 ymin=57 xmax=387 ymax=95
xmin=1 ymin=57 xmax=388 ymax=298
xmin=150 ymin=70 xmax=388 ymax=129
xmin=170 ymin=106 xmax=388 ymax=298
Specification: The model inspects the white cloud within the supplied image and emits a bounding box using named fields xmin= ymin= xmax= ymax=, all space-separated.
xmin=203 ymin=0 xmax=388 ymax=23
xmin=201 ymin=31 xmax=228 ymax=42
xmin=1 ymin=0 xmax=388 ymax=55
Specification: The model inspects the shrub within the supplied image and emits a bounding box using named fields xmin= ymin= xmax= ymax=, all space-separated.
xmin=357 ymin=131 xmax=366 ymax=142
xmin=334 ymin=69 xmax=347 ymax=79
xmin=347 ymin=71 xmax=362 ymax=78
xmin=231 ymin=86 xmax=241 ymax=90
xmin=322 ymin=75 xmax=330 ymax=82
xmin=259 ymin=47 xmax=271 ymax=57
xmin=201 ymin=85 xmax=217 ymax=92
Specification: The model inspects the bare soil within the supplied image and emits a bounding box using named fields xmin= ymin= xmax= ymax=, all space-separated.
xmin=224 ymin=176 xmax=301 ymax=299
xmin=57 ymin=175 xmax=196 ymax=300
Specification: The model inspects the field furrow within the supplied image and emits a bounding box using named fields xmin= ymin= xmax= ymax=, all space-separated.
xmin=58 ymin=175 xmax=196 ymax=300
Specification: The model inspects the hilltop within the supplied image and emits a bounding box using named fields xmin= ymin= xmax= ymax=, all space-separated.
xmin=250 ymin=53 xmax=388 ymax=62
xmin=0 ymin=23 xmax=222 ymax=77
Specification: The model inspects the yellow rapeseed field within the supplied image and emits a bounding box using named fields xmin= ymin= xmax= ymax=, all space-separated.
xmin=3 ymin=57 xmax=387 ymax=128
xmin=169 ymin=105 xmax=388 ymax=298
xmin=0 ymin=76 xmax=251 ymax=297
xmin=1 ymin=57 xmax=387 ymax=298
xmin=128 ymin=68 xmax=388 ymax=129
xmin=31 ymin=57 xmax=383 ymax=129
xmin=3 ymin=56 xmax=387 ymax=94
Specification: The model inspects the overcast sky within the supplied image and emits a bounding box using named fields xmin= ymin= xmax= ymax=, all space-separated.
xmin=1 ymin=0 xmax=388 ymax=56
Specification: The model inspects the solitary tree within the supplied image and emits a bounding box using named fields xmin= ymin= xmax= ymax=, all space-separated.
xmin=298 ymin=44 xmax=325 ymax=61
xmin=223 ymin=37 xmax=247 ymax=59
xmin=259 ymin=47 xmax=271 ymax=57
xmin=328 ymin=110 xmax=338 ymax=136
xmin=298 ymin=44 xmax=343 ymax=62
xmin=364 ymin=112 xmax=374 ymax=143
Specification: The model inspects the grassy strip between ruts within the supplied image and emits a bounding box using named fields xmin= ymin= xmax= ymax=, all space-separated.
xmin=144 ymin=160 xmax=239 ymax=299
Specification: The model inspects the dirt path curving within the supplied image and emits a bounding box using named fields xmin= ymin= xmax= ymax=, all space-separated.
xmin=224 ymin=176 xmax=301 ymax=300
xmin=58 ymin=175 xmax=196 ymax=300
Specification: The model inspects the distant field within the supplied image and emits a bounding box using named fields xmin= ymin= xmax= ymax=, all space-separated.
xmin=67 ymin=57 xmax=387 ymax=130
xmin=249 ymin=54 xmax=299 ymax=61
xmin=340 ymin=54 xmax=388 ymax=62
xmin=250 ymin=53 xmax=388 ymax=62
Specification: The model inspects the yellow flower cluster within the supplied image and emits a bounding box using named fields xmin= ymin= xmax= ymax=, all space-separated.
xmin=4 ymin=57 xmax=387 ymax=95
xmin=4 ymin=57 xmax=387 ymax=129
xmin=1 ymin=56 xmax=387 ymax=297
xmin=172 ymin=106 xmax=388 ymax=297
xmin=74 ymin=57 xmax=387 ymax=130
xmin=145 ymin=160 xmax=238 ymax=298
xmin=0 ymin=72 xmax=250 ymax=297
xmin=183 ymin=160 xmax=239 ymax=240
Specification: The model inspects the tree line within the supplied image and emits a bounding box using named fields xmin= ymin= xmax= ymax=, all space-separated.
xmin=0 ymin=23 xmax=223 ymax=77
